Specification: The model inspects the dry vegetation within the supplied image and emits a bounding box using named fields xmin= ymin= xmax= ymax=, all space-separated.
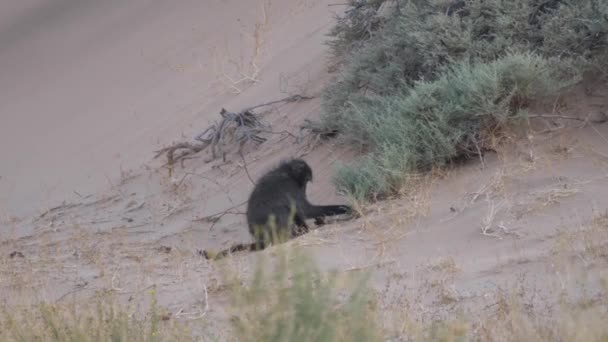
xmin=211 ymin=0 xmax=271 ymax=94
xmin=153 ymin=95 xmax=313 ymax=168
xmin=2 ymin=0 xmax=608 ymax=341
xmin=3 ymin=219 xmax=606 ymax=341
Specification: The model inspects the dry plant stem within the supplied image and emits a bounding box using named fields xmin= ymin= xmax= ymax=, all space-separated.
xmin=193 ymin=200 xmax=248 ymax=230
xmin=154 ymin=142 xmax=210 ymax=166
xmin=175 ymin=284 xmax=209 ymax=320
xmin=57 ymin=282 xmax=89 ymax=302
xmin=238 ymin=94 xmax=313 ymax=113
xmin=590 ymin=124 xmax=608 ymax=145
xmin=528 ymin=114 xmax=587 ymax=121
xmin=481 ymin=196 xmax=505 ymax=239
xmin=213 ymin=0 xmax=268 ymax=94
xmin=472 ymin=135 xmax=485 ymax=169
xmin=239 ymin=150 xmax=255 ymax=185
xmin=154 ymin=95 xmax=313 ymax=166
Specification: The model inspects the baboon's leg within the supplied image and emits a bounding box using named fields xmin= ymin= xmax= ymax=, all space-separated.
xmin=314 ymin=216 xmax=326 ymax=226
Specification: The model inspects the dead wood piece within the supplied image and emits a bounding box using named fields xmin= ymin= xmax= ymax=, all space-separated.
xmin=154 ymin=141 xmax=210 ymax=165
xmin=155 ymin=95 xmax=313 ymax=166
xmin=194 ymin=108 xmax=269 ymax=160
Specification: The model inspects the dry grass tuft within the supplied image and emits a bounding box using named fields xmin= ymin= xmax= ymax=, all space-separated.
xmin=211 ymin=0 xmax=271 ymax=94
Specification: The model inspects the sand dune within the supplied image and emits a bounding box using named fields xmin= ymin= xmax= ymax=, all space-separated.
xmin=1 ymin=0 xmax=337 ymax=218
xmin=1 ymin=1 xmax=607 ymax=339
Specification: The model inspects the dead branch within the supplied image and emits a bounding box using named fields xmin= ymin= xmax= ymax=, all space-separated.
xmin=154 ymin=142 xmax=210 ymax=165
xmin=528 ymin=114 xmax=587 ymax=122
xmin=239 ymin=94 xmax=313 ymax=113
xmin=154 ymin=95 xmax=314 ymax=166
xmin=239 ymin=150 xmax=255 ymax=185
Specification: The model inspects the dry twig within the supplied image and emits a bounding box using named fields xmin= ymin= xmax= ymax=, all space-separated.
xmin=481 ymin=196 xmax=506 ymax=239
xmin=528 ymin=114 xmax=587 ymax=122
xmin=193 ymin=200 xmax=248 ymax=230
xmin=239 ymin=150 xmax=255 ymax=185
xmin=154 ymin=95 xmax=313 ymax=166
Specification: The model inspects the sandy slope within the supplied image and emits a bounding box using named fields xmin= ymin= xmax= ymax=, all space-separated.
xmin=1 ymin=0 xmax=608 ymax=339
xmin=0 ymin=0 xmax=337 ymax=218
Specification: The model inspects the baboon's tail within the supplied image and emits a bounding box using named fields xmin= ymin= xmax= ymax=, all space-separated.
xmin=202 ymin=241 xmax=265 ymax=261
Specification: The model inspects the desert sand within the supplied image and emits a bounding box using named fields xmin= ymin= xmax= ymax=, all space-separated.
xmin=1 ymin=0 xmax=607 ymax=339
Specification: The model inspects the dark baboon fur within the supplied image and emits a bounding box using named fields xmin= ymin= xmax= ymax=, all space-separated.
xmin=203 ymin=159 xmax=352 ymax=260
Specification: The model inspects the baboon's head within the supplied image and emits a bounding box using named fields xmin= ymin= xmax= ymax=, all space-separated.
xmin=281 ymin=159 xmax=313 ymax=187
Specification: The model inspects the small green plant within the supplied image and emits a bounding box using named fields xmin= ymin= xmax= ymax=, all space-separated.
xmin=226 ymin=247 xmax=381 ymax=342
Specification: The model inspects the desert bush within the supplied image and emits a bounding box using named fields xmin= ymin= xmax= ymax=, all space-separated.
xmin=333 ymin=52 xmax=571 ymax=199
xmin=322 ymin=0 xmax=608 ymax=200
xmin=323 ymin=0 xmax=608 ymax=123
xmin=227 ymin=247 xmax=381 ymax=342
xmin=326 ymin=0 xmax=388 ymax=63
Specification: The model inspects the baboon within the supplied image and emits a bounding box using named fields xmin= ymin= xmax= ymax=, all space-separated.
xmin=203 ymin=159 xmax=352 ymax=260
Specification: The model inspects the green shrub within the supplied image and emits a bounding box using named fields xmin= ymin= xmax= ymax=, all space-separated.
xmin=326 ymin=0 xmax=387 ymax=63
xmin=333 ymin=52 xmax=571 ymax=200
xmin=323 ymin=0 xmax=607 ymax=124
xmin=321 ymin=0 xmax=608 ymax=200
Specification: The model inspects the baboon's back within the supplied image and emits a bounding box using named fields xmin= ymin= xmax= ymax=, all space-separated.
xmin=246 ymin=171 xmax=303 ymax=236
